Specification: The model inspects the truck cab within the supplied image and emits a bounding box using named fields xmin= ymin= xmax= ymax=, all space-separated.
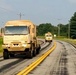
xmin=45 ymin=32 xmax=53 ymax=42
xmin=2 ymin=20 xmax=40 ymax=59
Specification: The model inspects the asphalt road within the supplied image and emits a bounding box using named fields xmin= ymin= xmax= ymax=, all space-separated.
xmin=0 ymin=40 xmax=76 ymax=75
xmin=0 ymin=39 xmax=50 ymax=75
xmin=28 ymin=40 xmax=76 ymax=75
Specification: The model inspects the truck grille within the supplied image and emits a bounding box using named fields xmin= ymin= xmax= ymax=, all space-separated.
xmin=13 ymin=44 xmax=19 ymax=46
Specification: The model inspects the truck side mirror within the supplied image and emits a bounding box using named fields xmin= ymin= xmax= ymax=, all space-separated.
xmin=28 ymin=27 xmax=30 ymax=34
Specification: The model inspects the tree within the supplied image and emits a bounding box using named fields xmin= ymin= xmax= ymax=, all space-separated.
xmin=37 ymin=23 xmax=54 ymax=36
xmin=37 ymin=23 xmax=68 ymax=37
xmin=70 ymin=12 xmax=76 ymax=39
xmin=58 ymin=24 xmax=68 ymax=36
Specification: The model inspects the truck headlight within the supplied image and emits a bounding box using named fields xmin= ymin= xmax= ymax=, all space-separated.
xmin=22 ymin=44 xmax=27 ymax=47
xmin=4 ymin=44 xmax=10 ymax=47
xmin=7 ymin=44 xmax=10 ymax=47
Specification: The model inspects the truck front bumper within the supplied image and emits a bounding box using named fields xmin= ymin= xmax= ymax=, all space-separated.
xmin=2 ymin=44 xmax=31 ymax=51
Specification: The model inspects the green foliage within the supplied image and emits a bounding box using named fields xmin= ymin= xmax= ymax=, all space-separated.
xmin=37 ymin=23 xmax=68 ymax=37
xmin=59 ymin=24 xmax=68 ymax=36
xmin=37 ymin=36 xmax=45 ymax=39
xmin=37 ymin=23 xmax=57 ymax=36
xmin=70 ymin=12 xmax=76 ymax=39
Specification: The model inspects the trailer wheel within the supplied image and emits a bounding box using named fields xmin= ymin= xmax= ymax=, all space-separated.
xmin=3 ymin=51 xmax=9 ymax=59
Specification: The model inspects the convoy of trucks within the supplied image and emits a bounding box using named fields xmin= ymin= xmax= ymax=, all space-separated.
xmin=45 ymin=32 xmax=53 ymax=42
xmin=2 ymin=20 xmax=41 ymax=59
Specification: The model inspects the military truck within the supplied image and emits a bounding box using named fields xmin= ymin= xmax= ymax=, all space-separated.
xmin=2 ymin=20 xmax=41 ymax=59
xmin=45 ymin=32 xmax=53 ymax=42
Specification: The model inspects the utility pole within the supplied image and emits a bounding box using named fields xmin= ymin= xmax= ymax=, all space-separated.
xmin=58 ymin=24 xmax=60 ymax=37
xmin=68 ymin=21 xmax=70 ymax=38
xmin=57 ymin=19 xmax=61 ymax=37
xmin=18 ymin=13 xmax=24 ymax=20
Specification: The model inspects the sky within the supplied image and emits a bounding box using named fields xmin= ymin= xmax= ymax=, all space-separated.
xmin=0 ymin=0 xmax=76 ymax=27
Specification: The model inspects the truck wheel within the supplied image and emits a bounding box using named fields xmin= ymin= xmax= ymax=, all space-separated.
xmin=28 ymin=50 xmax=33 ymax=58
xmin=36 ymin=49 xmax=40 ymax=54
xmin=33 ymin=49 xmax=36 ymax=56
xmin=45 ymin=40 xmax=47 ymax=42
xmin=37 ymin=45 xmax=41 ymax=54
xmin=3 ymin=51 xmax=9 ymax=59
xmin=36 ymin=47 xmax=40 ymax=54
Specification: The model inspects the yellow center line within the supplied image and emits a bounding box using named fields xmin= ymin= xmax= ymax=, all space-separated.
xmin=17 ymin=42 xmax=56 ymax=75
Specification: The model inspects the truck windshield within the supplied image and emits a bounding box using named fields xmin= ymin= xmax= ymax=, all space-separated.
xmin=5 ymin=26 xmax=28 ymax=35
xmin=46 ymin=35 xmax=52 ymax=37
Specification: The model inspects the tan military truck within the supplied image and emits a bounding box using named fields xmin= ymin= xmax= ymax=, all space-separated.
xmin=45 ymin=32 xmax=53 ymax=42
xmin=2 ymin=20 xmax=41 ymax=59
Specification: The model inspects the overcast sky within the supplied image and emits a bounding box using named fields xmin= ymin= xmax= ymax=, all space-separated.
xmin=0 ymin=0 xmax=76 ymax=27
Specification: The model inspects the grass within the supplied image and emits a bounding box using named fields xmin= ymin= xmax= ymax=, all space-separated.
xmin=61 ymin=38 xmax=76 ymax=44
xmin=37 ymin=36 xmax=45 ymax=39
xmin=54 ymin=36 xmax=76 ymax=44
xmin=37 ymin=36 xmax=76 ymax=45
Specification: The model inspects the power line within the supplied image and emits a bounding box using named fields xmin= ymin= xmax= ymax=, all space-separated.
xmin=0 ymin=6 xmax=10 ymax=11
xmin=68 ymin=21 xmax=70 ymax=38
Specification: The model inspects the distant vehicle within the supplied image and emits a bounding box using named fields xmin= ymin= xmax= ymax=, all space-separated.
xmin=2 ymin=20 xmax=41 ymax=59
xmin=45 ymin=32 xmax=53 ymax=42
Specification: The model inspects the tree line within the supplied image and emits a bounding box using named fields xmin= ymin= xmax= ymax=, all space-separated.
xmin=37 ymin=12 xmax=76 ymax=39
xmin=37 ymin=23 xmax=68 ymax=37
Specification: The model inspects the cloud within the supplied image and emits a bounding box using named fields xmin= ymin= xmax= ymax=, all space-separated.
xmin=68 ymin=0 xmax=76 ymax=3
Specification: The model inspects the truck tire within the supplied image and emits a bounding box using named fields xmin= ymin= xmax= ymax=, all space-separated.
xmin=36 ymin=46 xmax=40 ymax=54
xmin=3 ymin=51 xmax=9 ymax=59
xmin=38 ymin=45 xmax=41 ymax=54
xmin=51 ymin=40 xmax=52 ymax=42
xmin=33 ymin=49 xmax=36 ymax=56
xmin=28 ymin=50 xmax=33 ymax=58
